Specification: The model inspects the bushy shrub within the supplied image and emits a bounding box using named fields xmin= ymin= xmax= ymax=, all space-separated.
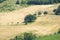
xmin=24 ymin=32 xmax=36 ymax=40
xmin=44 ymin=11 xmax=48 ymax=15
xmin=55 ymin=5 xmax=60 ymax=15
xmin=24 ymin=14 xmax=37 ymax=25
xmin=10 ymin=32 xmax=36 ymax=40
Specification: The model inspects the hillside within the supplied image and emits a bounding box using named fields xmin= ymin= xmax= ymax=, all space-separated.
xmin=0 ymin=4 xmax=60 ymax=40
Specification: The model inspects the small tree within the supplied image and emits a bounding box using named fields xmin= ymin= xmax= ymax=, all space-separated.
xmin=44 ymin=11 xmax=48 ymax=15
xmin=24 ymin=14 xmax=37 ymax=25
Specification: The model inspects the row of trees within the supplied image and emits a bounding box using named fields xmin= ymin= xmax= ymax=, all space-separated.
xmin=16 ymin=0 xmax=60 ymax=5
xmin=24 ymin=6 xmax=60 ymax=25
xmin=24 ymin=11 xmax=48 ymax=25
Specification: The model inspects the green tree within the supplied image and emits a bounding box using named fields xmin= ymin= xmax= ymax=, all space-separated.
xmin=24 ymin=14 xmax=37 ymax=25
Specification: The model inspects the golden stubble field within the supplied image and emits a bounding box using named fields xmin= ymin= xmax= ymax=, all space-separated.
xmin=0 ymin=4 xmax=60 ymax=40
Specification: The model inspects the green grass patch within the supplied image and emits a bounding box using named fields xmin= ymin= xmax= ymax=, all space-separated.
xmin=35 ymin=34 xmax=60 ymax=40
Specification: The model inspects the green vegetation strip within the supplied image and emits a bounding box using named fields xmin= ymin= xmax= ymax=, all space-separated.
xmin=35 ymin=34 xmax=60 ymax=40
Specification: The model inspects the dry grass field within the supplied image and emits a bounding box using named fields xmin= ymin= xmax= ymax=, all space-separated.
xmin=0 ymin=4 xmax=60 ymax=40
xmin=0 ymin=5 xmax=58 ymax=25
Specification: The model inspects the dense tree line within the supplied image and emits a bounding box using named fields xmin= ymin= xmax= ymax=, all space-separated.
xmin=26 ymin=0 xmax=60 ymax=5
xmin=0 ymin=0 xmax=6 ymax=3
xmin=0 ymin=0 xmax=60 ymax=5
xmin=16 ymin=0 xmax=60 ymax=5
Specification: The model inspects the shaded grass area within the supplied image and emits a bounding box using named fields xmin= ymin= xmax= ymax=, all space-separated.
xmin=35 ymin=34 xmax=60 ymax=40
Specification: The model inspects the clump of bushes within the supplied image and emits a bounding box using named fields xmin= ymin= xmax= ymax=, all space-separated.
xmin=55 ymin=5 xmax=60 ymax=15
xmin=24 ymin=14 xmax=37 ymax=25
xmin=24 ymin=32 xmax=36 ymax=40
xmin=10 ymin=32 xmax=36 ymax=40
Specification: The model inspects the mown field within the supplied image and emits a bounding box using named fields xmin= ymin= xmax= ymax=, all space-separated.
xmin=0 ymin=15 xmax=60 ymax=40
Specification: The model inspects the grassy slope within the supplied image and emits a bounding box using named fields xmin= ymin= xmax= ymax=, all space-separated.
xmin=35 ymin=34 xmax=60 ymax=40
xmin=0 ymin=2 xmax=60 ymax=40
